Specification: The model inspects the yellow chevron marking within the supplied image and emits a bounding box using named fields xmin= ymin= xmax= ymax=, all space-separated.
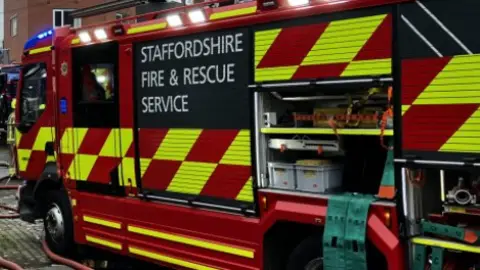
xmin=440 ymin=106 xmax=480 ymax=152
xmin=128 ymin=225 xmax=254 ymax=258
xmin=255 ymin=66 xmax=298 ymax=82
xmin=119 ymin=157 xmax=137 ymax=187
xmin=167 ymin=161 xmax=217 ymax=194
xmin=254 ymin=29 xmax=282 ymax=66
xmin=220 ymin=130 xmax=251 ymax=166
xmin=341 ymin=59 xmax=391 ymax=76
xmin=83 ymin=215 xmax=121 ymax=229
xmin=129 ymin=246 xmax=218 ymax=270
xmin=86 ymin=235 xmax=122 ymax=250
xmin=32 ymin=127 xmax=55 ymax=151
xmin=60 ymin=128 xmax=88 ymax=154
xmin=71 ymin=38 xmax=80 ymax=45
xmin=67 ymin=154 xmax=98 ymax=180
xmin=139 ymin=158 xmax=151 ymax=177
xmin=99 ymin=128 xmax=132 ymax=157
xmin=154 ymin=129 xmax=201 ymax=161
xmin=414 ymin=54 xmax=480 ymax=105
xmin=236 ymin=177 xmax=254 ymax=202
xmin=17 ymin=149 xmax=32 ymax=171
xmin=302 ymin=14 xmax=387 ymax=65
xmin=210 ymin=5 xmax=257 ymax=21
xmin=402 ymin=105 xmax=411 ymax=116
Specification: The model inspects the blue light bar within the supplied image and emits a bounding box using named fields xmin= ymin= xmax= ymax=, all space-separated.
xmin=24 ymin=29 xmax=54 ymax=51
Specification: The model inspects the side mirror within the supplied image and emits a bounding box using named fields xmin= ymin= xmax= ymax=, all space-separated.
xmin=16 ymin=122 xmax=31 ymax=133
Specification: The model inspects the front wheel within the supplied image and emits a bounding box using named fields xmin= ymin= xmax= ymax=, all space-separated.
xmin=286 ymin=233 xmax=324 ymax=270
xmin=43 ymin=189 xmax=74 ymax=256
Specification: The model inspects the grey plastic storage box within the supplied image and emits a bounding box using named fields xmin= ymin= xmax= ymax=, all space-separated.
xmin=295 ymin=164 xmax=343 ymax=193
xmin=268 ymin=162 xmax=296 ymax=190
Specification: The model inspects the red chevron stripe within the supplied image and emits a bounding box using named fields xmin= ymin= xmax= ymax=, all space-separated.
xmin=292 ymin=63 xmax=349 ymax=79
xmin=87 ymin=157 xmax=121 ymax=184
xmin=59 ymin=153 xmax=75 ymax=176
xmin=353 ymin=14 xmax=392 ymax=61
xmin=402 ymin=104 xmax=477 ymax=151
xmin=136 ymin=128 xmax=169 ymax=158
xmin=22 ymin=151 xmax=46 ymax=179
xmin=78 ymin=128 xmax=111 ymax=155
xmin=401 ymin=57 xmax=451 ymax=105
xmin=186 ymin=130 xmax=238 ymax=163
xmin=257 ymin=23 xmax=328 ymax=68
xmin=142 ymin=160 xmax=181 ymax=191
xmin=200 ymin=165 xmax=251 ymax=200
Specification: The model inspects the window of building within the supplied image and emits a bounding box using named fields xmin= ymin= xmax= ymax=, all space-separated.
xmin=53 ymin=9 xmax=74 ymax=27
xmin=73 ymin=18 xmax=82 ymax=28
xmin=10 ymin=15 xmax=18 ymax=37
xmin=20 ymin=63 xmax=47 ymax=123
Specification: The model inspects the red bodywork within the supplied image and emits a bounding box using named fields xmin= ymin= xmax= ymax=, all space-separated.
xmin=17 ymin=0 xmax=409 ymax=269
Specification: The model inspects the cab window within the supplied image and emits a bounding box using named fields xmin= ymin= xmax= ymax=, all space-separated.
xmin=79 ymin=64 xmax=115 ymax=102
xmin=20 ymin=63 xmax=47 ymax=123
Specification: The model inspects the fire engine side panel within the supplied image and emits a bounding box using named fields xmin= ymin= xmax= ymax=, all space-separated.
xmin=253 ymin=6 xmax=393 ymax=82
xmin=400 ymin=0 xmax=480 ymax=162
xmin=133 ymin=28 xmax=254 ymax=206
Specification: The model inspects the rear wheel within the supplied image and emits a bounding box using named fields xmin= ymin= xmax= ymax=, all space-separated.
xmin=286 ymin=233 xmax=324 ymax=270
xmin=43 ymin=189 xmax=74 ymax=256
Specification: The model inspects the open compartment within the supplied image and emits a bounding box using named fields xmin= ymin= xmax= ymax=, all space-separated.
xmin=255 ymin=81 xmax=394 ymax=196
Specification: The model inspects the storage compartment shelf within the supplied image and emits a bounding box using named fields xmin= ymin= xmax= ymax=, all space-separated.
xmin=261 ymin=127 xmax=393 ymax=136
xmin=269 ymin=138 xmax=340 ymax=152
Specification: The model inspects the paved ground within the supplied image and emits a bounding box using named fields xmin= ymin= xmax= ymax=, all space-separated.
xmin=0 ymin=146 xmax=71 ymax=270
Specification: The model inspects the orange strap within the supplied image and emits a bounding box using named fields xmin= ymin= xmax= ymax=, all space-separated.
xmin=380 ymin=87 xmax=393 ymax=150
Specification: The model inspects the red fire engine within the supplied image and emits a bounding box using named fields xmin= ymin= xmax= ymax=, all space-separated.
xmin=14 ymin=0 xmax=480 ymax=269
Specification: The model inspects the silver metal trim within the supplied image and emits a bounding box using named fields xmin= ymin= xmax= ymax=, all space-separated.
xmin=315 ymin=78 xmax=374 ymax=84
xmin=394 ymin=158 xmax=465 ymax=166
xmin=262 ymin=81 xmax=311 ymax=88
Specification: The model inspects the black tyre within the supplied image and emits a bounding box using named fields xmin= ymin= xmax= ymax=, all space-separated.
xmin=43 ymin=189 xmax=75 ymax=256
xmin=286 ymin=233 xmax=324 ymax=270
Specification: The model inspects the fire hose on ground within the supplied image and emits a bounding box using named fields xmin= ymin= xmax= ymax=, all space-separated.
xmin=0 ymin=177 xmax=93 ymax=270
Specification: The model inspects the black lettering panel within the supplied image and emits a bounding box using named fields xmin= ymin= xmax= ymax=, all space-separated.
xmin=134 ymin=28 xmax=250 ymax=129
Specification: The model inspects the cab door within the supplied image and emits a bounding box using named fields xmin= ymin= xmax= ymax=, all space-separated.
xmin=67 ymin=42 xmax=125 ymax=195
xmin=16 ymin=53 xmax=55 ymax=181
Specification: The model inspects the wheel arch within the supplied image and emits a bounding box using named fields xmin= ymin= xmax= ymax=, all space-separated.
xmin=263 ymin=220 xmax=323 ymax=270
xmin=33 ymin=162 xmax=62 ymax=210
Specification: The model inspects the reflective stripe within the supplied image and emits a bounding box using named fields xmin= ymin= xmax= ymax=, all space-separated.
xmin=411 ymin=237 xmax=480 ymax=254
xmin=127 ymin=22 xmax=167 ymax=35
xmin=128 ymin=225 xmax=254 ymax=259
xmin=209 ymin=6 xmax=256 ymax=21
xmin=254 ymin=29 xmax=282 ymax=66
xmin=255 ymin=66 xmax=298 ymax=82
xmin=83 ymin=215 xmax=121 ymax=229
xmin=154 ymin=129 xmax=201 ymax=161
xmin=32 ymin=127 xmax=55 ymax=151
xmin=129 ymin=246 xmax=218 ymax=270
xmin=17 ymin=149 xmax=32 ymax=171
xmin=341 ymin=59 xmax=391 ymax=77
xmin=85 ymin=235 xmax=122 ymax=250
xmin=71 ymin=38 xmax=80 ymax=45
xmin=29 ymin=46 xmax=52 ymax=55
xmin=302 ymin=14 xmax=387 ymax=65
xmin=236 ymin=177 xmax=254 ymax=202
xmin=167 ymin=162 xmax=217 ymax=194
xmin=220 ymin=130 xmax=251 ymax=166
